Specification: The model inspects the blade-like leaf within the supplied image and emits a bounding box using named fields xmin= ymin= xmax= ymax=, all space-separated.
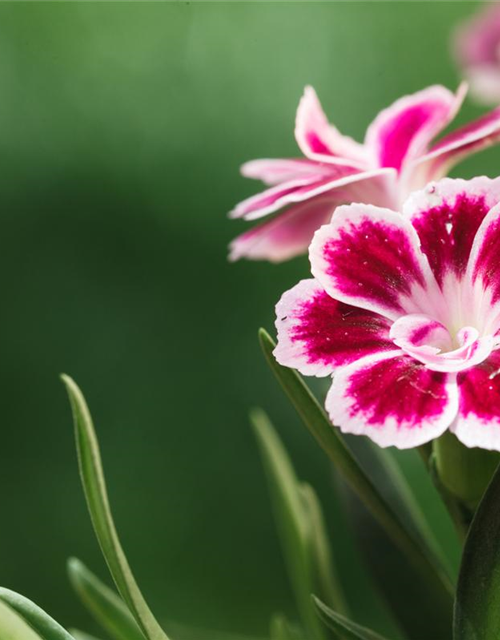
xmin=270 ymin=614 xmax=303 ymax=640
xmin=251 ymin=409 xmax=331 ymax=640
xmin=67 ymin=558 xmax=144 ymax=640
xmin=298 ymin=484 xmax=349 ymax=618
xmin=337 ymin=476 xmax=447 ymax=640
xmin=454 ymin=459 xmax=500 ymax=639
xmin=313 ymin=598 xmax=389 ymax=640
xmin=259 ymin=329 xmax=453 ymax=613
xmin=0 ymin=589 xmax=73 ymax=640
xmin=69 ymin=632 xmax=102 ymax=640
xmin=61 ymin=375 xmax=169 ymax=640
xmin=0 ymin=599 xmax=44 ymax=640
xmin=163 ymin=623 xmax=267 ymax=640
xmin=364 ymin=443 xmax=447 ymax=570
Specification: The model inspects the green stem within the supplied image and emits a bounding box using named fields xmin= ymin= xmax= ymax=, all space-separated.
xmin=428 ymin=453 xmax=471 ymax=545
xmin=433 ymin=431 xmax=500 ymax=512
xmin=417 ymin=442 xmax=433 ymax=468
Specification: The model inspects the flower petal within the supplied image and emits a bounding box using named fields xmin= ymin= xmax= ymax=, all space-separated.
xmin=229 ymin=169 xmax=397 ymax=262
xmin=309 ymin=203 xmax=439 ymax=320
xmin=295 ymin=86 xmax=368 ymax=166
xmin=414 ymin=104 xmax=500 ymax=185
xmin=390 ymin=314 xmax=452 ymax=354
xmin=390 ymin=313 xmax=494 ymax=373
xmin=274 ymin=279 xmax=393 ymax=376
xmin=365 ymin=85 xmax=464 ymax=172
xmin=230 ymin=177 xmax=323 ymax=221
xmin=326 ymin=352 xmax=458 ymax=449
xmin=454 ymin=3 xmax=500 ymax=69
xmin=464 ymin=68 xmax=500 ymax=108
xmin=228 ymin=197 xmax=335 ymax=263
xmin=241 ymin=158 xmax=328 ymax=186
xmin=232 ymin=166 xmax=397 ymax=222
xmin=404 ymin=177 xmax=500 ymax=287
xmin=453 ymin=350 xmax=500 ymax=451
xmin=467 ymin=200 xmax=500 ymax=328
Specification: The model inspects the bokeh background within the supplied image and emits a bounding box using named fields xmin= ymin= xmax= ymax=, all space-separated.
xmin=0 ymin=2 xmax=492 ymax=639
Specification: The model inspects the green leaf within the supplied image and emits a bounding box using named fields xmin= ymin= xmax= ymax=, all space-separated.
xmin=428 ymin=454 xmax=471 ymax=545
xmin=67 ymin=558 xmax=144 ymax=640
xmin=313 ymin=598 xmax=389 ymax=640
xmin=0 ymin=599 xmax=44 ymax=640
xmin=251 ymin=409 xmax=335 ymax=640
xmin=258 ymin=329 xmax=453 ymax=611
xmin=161 ymin=623 xmax=266 ymax=640
xmin=61 ymin=374 xmax=169 ymax=640
xmin=0 ymin=589 xmax=73 ymax=640
xmin=454 ymin=459 xmax=500 ymax=639
xmin=298 ymin=484 xmax=349 ymax=618
xmin=69 ymin=632 xmax=102 ymax=640
xmin=337 ymin=477 xmax=447 ymax=640
xmin=363 ymin=443 xmax=445 ymax=567
xmin=270 ymin=614 xmax=303 ymax=640
xmin=338 ymin=441 xmax=457 ymax=638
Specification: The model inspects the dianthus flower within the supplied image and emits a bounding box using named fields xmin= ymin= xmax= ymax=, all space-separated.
xmin=274 ymin=177 xmax=500 ymax=450
xmin=454 ymin=2 xmax=500 ymax=105
xmin=230 ymin=85 xmax=500 ymax=263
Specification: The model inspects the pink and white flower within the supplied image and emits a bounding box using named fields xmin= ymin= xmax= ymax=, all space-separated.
xmin=274 ymin=177 xmax=500 ymax=451
xmin=454 ymin=2 xmax=500 ymax=106
xmin=230 ymin=84 xmax=500 ymax=263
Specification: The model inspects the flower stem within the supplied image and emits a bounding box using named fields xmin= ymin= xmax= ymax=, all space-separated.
xmin=433 ymin=432 xmax=500 ymax=511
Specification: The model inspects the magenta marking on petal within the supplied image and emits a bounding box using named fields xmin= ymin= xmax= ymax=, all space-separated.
xmin=232 ymin=180 xmax=316 ymax=218
xmin=290 ymin=289 xmax=392 ymax=367
xmin=408 ymin=322 xmax=441 ymax=345
xmin=306 ymin=131 xmax=334 ymax=156
xmin=347 ymin=356 xmax=449 ymax=427
xmin=246 ymin=184 xmax=300 ymax=211
xmin=431 ymin=107 xmax=500 ymax=154
xmin=233 ymin=165 xmax=365 ymax=221
xmin=411 ymin=192 xmax=490 ymax=285
xmin=416 ymin=106 xmax=500 ymax=181
xmin=473 ymin=213 xmax=500 ymax=303
xmin=458 ymin=351 xmax=500 ymax=421
xmin=378 ymin=105 xmax=437 ymax=171
xmin=409 ymin=322 xmax=443 ymax=345
xmin=321 ymin=217 xmax=425 ymax=314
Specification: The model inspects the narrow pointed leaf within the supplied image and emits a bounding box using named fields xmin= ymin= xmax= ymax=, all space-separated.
xmin=162 ymin=624 xmax=266 ymax=640
xmin=259 ymin=329 xmax=454 ymax=612
xmin=61 ymin=375 xmax=169 ymax=640
xmin=364 ymin=443 xmax=446 ymax=569
xmin=313 ymin=598 xmax=389 ymax=640
xmin=70 ymin=633 xmax=102 ymax=640
xmin=0 ymin=589 xmax=73 ymax=640
xmin=298 ymin=484 xmax=349 ymax=617
xmin=0 ymin=599 xmax=44 ymax=640
xmin=337 ymin=477 xmax=447 ymax=640
xmin=251 ymin=408 xmax=328 ymax=640
xmin=454 ymin=460 xmax=500 ymax=639
xmin=270 ymin=614 xmax=303 ymax=640
xmin=67 ymin=558 xmax=144 ymax=640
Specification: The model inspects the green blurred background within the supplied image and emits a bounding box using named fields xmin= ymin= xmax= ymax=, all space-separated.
xmin=0 ymin=2 xmax=492 ymax=638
